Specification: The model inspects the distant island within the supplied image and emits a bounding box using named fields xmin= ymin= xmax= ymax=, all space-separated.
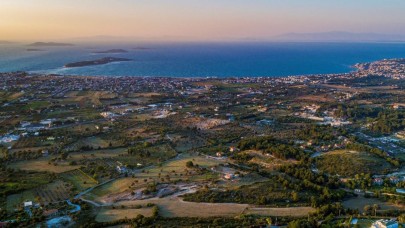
xmin=92 ymin=49 xmax=128 ymax=54
xmin=28 ymin=42 xmax=74 ymax=47
xmin=26 ymin=48 xmax=45 ymax=52
xmin=0 ymin=41 xmax=13 ymax=45
xmin=64 ymin=57 xmax=131 ymax=68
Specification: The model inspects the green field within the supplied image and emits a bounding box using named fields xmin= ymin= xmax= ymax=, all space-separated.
xmin=60 ymin=169 xmax=98 ymax=192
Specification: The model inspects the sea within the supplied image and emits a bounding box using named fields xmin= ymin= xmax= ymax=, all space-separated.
xmin=1 ymin=42 xmax=405 ymax=77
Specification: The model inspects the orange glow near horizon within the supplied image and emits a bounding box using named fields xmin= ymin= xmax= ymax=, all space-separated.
xmin=1 ymin=0 xmax=405 ymax=42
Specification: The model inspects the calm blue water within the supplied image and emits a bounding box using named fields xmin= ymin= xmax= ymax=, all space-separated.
xmin=1 ymin=42 xmax=405 ymax=77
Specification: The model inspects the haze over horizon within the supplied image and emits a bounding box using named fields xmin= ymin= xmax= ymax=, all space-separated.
xmin=1 ymin=0 xmax=405 ymax=42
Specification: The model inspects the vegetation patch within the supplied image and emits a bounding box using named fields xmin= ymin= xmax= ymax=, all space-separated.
xmin=316 ymin=150 xmax=392 ymax=177
xmin=60 ymin=169 xmax=98 ymax=192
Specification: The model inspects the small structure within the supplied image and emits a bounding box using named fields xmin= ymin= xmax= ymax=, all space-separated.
xmin=373 ymin=178 xmax=384 ymax=186
xmin=24 ymin=201 xmax=33 ymax=208
xmin=371 ymin=219 xmax=398 ymax=228
xmin=390 ymin=176 xmax=400 ymax=184
xmin=116 ymin=165 xmax=128 ymax=174
xmin=224 ymin=173 xmax=234 ymax=180
xmin=43 ymin=209 xmax=59 ymax=217
xmin=100 ymin=112 xmax=116 ymax=119
xmin=42 ymin=150 xmax=49 ymax=157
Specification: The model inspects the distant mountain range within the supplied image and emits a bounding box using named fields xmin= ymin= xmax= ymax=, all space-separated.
xmin=273 ymin=32 xmax=405 ymax=42
xmin=28 ymin=42 xmax=74 ymax=47
xmin=0 ymin=41 xmax=14 ymax=44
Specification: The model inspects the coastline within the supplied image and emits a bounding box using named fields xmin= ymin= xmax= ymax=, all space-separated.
xmin=1 ymin=42 xmax=405 ymax=78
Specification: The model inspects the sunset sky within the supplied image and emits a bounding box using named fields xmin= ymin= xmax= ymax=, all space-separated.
xmin=1 ymin=0 xmax=405 ymax=42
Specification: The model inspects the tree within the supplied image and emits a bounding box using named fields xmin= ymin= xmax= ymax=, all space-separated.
xmin=186 ymin=161 xmax=194 ymax=168
xmin=363 ymin=205 xmax=371 ymax=214
xmin=398 ymin=214 xmax=405 ymax=223
xmin=291 ymin=191 xmax=299 ymax=202
xmin=266 ymin=218 xmax=272 ymax=226
xmin=372 ymin=204 xmax=379 ymax=216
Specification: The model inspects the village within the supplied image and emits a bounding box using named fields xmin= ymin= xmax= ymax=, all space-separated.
xmin=0 ymin=59 xmax=405 ymax=227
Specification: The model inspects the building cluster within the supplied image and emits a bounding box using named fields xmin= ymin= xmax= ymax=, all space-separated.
xmin=354 ymin=59 xmax=405 ymax=79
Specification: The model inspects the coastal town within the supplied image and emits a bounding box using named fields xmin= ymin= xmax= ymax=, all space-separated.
xmin=0 ymin=58 xmax=405 ymax=227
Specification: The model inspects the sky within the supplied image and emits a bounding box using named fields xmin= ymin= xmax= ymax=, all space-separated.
xmin=1 ymin=0 xmax=405 ymax=42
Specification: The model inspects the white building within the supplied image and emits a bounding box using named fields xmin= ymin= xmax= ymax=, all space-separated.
xmin=371 ymin=219 xmax=398 ymax=228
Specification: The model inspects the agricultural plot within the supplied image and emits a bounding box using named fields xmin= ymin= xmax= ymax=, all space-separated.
xmin=217 ymin=172 xmax=268 ymax=188
xmin=85 ymin=154 xmax=226 ymax=203
xmin=8 ymin=156 xmax=81 ymax=173
xmin=11 ymin=137 xmax=41 ymax=149
xmin=65 ymin=90 xmax=117 ymax=107
xmin=69 ymin=136 xmax=111 ymax=151
xmin=115 ymin=197 xmax=307 ymax=218
xmin=95 ymin=207 xmax=154 ymax=222
xmin=168 ymin=133 xmax=206 ymax=152
xmin=342 ymin=195 xmax=405 ymax=212
xmin=118 ymin=197 xmax=247 ymax=218
xmin=68 ymin=148 xmax=127 ymax=161
xmin=244 ymin=207 xmax=315 ymax=217
xmin=116 ymin=143 xmax=177 ymax=166
xmin=60 ymin=169 xmax=98 ymax=192
xmin=6 ymin=180 xmax=72 ymax=212
xmin=6 ymin=191 xmax=36 ymax=212
xmin=21 ymin=101 xmax=50 ymax=111
xmin=243 ymin=150 xmax=297 ymax=171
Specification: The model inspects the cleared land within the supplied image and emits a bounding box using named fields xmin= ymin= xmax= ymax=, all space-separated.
xmin=85 ymin=154 xmax=225 ymax=202
xmin=95 ymin=207 xmax=153 ymax=222
xmin=119 ymin=198 xmax=247 ymax=218
xmin=343 ymin=195 xmax=405 ymax=212
xmin=8 ymin=156 xmax=81 ymax=173
xmin=117 ymin=197 xmax=313 ymax=218
xmin=245 ymin=207 xmax=315 ymax=217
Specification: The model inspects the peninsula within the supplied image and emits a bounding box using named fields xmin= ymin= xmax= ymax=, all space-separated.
xmin=92 ymin=49 xmax=128 ymax=54
xmin=64 ymin=57 xmax=131 ymax=68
